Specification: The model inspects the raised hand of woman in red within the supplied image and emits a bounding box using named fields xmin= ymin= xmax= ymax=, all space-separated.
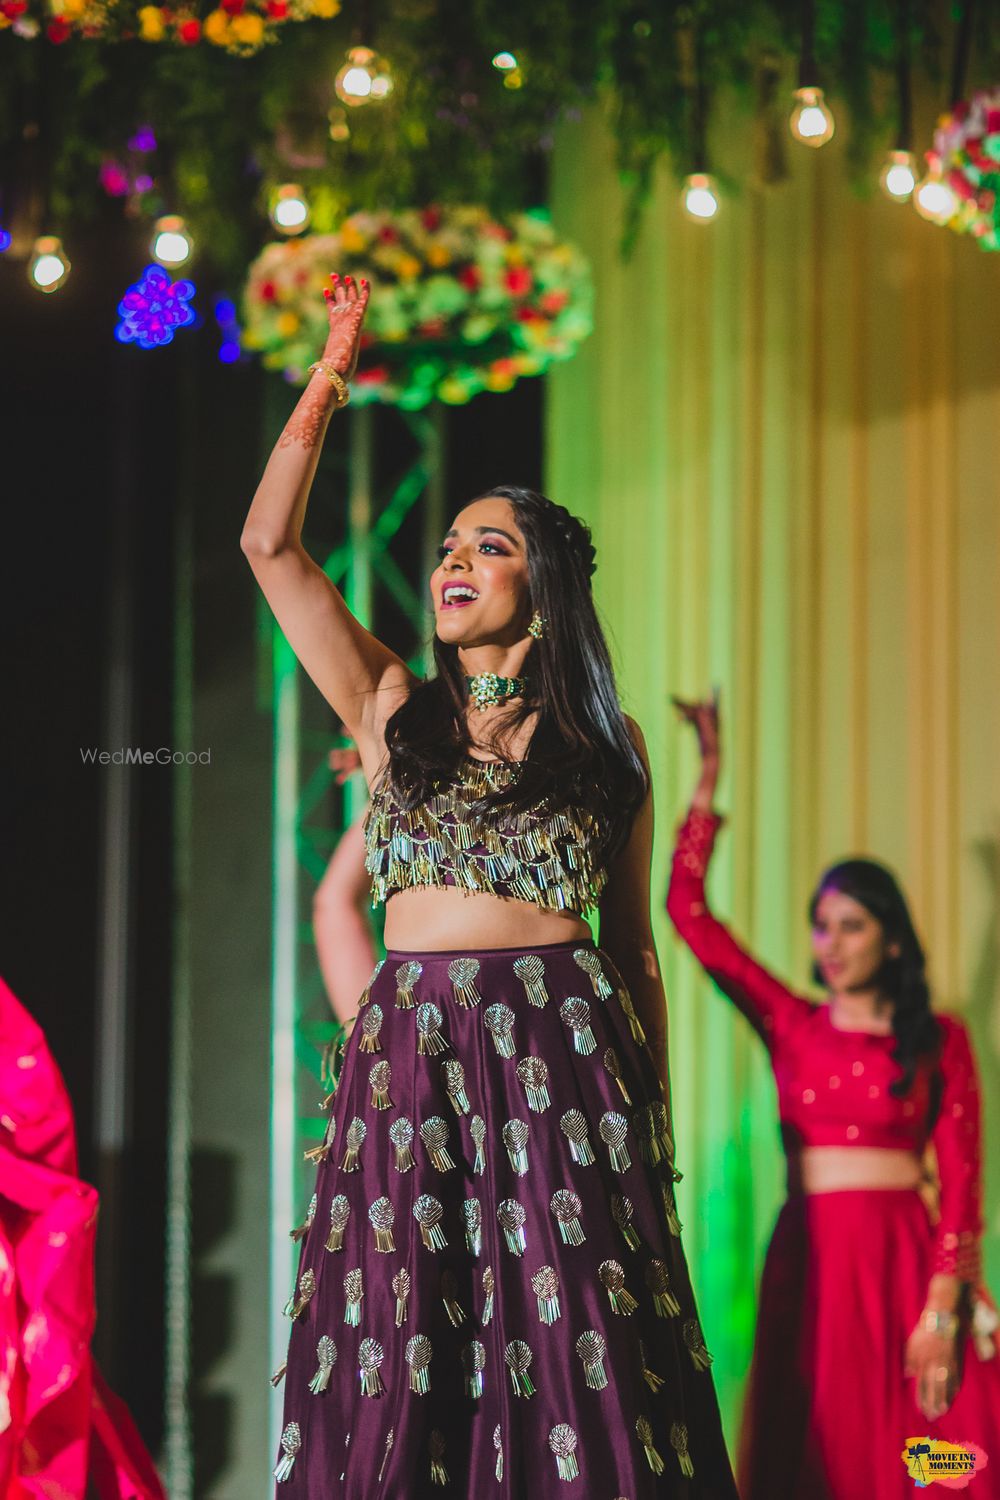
xmin=671 ymin=687 xmax=721 ymax=812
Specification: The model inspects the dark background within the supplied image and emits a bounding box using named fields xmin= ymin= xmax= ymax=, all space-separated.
xmin=0 ymin=218 xmax=542 ymax=1452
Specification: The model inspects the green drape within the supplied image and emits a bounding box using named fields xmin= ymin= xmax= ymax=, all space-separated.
xmin=547 ymin=103 xmax=1000 ymax=1442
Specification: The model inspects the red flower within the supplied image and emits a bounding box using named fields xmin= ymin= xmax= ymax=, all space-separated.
xmin=515 ymin=306 xmax=539 ymax=323
xmin=421 ymin=207 xmax=442 ymax=231
xmin=1 ymin=1 xmax=28 ymax=17
xmin=266 ymin=0 xmax=288 ymax=14
xmin=177 ymin=16 xmax=201 ymax=41
xmin=986 ymin=109 xmax=1000 ymax=134
xmin=359 ymin=332 xmax=376 ymax=349
xmin=259 ymin=280 xmax=277 ymax=302
xmin=458 ymin=265 xmax=480 ymax=291
xmin=539 ymin=289 xmax=568 ymax=315
xmin=378 ymin=226 xmax=399 ymax=244
xmin=504 ymin=267 xmax=532 ymax=297
xmin=221 ymin=0 xmax=245 ymax=12
xmin=356 ymin=364 xmax=390 ymax=385
xmin=46 ymin=15 xmax=72 ymax=40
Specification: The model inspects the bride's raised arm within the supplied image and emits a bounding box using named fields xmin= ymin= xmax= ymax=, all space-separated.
xmin=240 ymin=272 xmax=416 ymax=778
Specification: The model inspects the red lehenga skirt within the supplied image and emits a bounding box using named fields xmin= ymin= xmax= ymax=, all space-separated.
xmin=739 ymin=1188 xmax=1000 ymax=1500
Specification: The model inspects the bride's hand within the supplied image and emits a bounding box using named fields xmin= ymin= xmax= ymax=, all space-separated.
xmin=321 ymin=272 xmax=370 ymax=380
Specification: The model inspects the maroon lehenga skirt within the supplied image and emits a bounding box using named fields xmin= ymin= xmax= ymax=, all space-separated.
xmin=739 ymin=1188 xmax=1000 ymax=1500
xmin=273 ymin=939 xmax=738 ymax=1498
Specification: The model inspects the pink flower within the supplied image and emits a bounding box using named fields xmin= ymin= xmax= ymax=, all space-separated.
xmin=504 ymin=267 xmax=532 ymax=297
xmin=100 ymin=162 xmax=130 ymax=197
xmin=539 ymin=289 xmax=568 ymax=315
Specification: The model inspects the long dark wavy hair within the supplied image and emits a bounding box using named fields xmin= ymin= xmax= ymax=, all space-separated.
xmin=382 ymin=485 xmax=649 ymax=863
xmin=809 ymin=859 xmax=943 ymax=1106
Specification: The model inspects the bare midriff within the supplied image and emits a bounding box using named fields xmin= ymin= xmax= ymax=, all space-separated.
xmin=788 ymin=1146 xmax=924 ymax=1195
xmin=382 ymin=886 xmax=592 ymax=953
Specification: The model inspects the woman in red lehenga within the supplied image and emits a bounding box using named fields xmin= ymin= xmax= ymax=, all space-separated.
xmin=667 ymin=695 xmax=1000 ymax=1500
xmin=0 ymin=974 xmax=166 ymax=1500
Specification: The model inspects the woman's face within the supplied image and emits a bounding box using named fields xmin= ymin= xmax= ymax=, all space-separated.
xmin=811 ymin=887 xmax=899 ymax=992
xmin=430 ymin=496 xmax=532 ymax=647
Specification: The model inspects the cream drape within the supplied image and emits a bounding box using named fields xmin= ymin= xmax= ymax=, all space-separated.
xmin=547 ymin=102 xmax=1000 ymax=1439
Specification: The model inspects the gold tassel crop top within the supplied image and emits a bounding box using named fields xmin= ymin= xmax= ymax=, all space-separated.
xmin=362 ymin=757 xmax=609 ymax=915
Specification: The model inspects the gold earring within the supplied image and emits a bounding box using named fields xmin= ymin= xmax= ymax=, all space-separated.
xmin=528 ymin=611 xmax=546 ymax=640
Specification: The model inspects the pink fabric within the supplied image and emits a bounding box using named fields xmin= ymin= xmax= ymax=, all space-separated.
xmin=0 ymin=975 xmax=166 ymax=1500
xmin=740 ymin=1190 xmax=1000 ymax=1500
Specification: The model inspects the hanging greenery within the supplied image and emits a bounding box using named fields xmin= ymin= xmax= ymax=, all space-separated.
xmin=242 ymin=205 xmax=593 ymax=406
xmin=3 ymin=0 xmax=1000 ymax=283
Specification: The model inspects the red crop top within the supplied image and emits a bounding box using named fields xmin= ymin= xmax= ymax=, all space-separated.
xmin=666 ymin=808 xmax=983 ymax=1283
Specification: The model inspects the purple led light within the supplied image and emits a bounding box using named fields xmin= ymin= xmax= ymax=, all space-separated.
xmin=213 ymin=292 xmax=243 ymax=364
xmin=0 ymin=228 xmax=11 ymax=253
xmin=115 ymin=263 xmax=196 ymax=350
xmin=128 ymin=126 xmax=158 ymax=153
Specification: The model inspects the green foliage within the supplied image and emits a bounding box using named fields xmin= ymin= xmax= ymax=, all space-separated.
xmin=2 ymin=0 xmax=999 ymax=283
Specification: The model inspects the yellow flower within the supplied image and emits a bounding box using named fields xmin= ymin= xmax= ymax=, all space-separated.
xmin=0 ymin=11 xmax=12 ymax=24
xmin=396 ymin=254 xmax=422 ymax=281
xmin=504 ymin=246 xmax=526 ymax=267
xmin=230 ymin=11 xmax=264 ymax=44
xmin=484 ymin=370 xmax=517 ymax=393
xmin=276 ymin=311 xmax=301 ymax=338
xmin=438 ymin=376 xmax=472 ymax=405
xmin=137 ymin=4 xmax=166 ymax=39
xmin=203 ymin=7 xmax=230 ymax=42
xmin=62 ymin=0 xmax=87 ymax=17
xmin=427 ymin=244 xmax=451 ymax=268
xmin=306 ymin=0 xmax=339 ymax=15
xmin=340 ymin=222 xmax=367 ymax=254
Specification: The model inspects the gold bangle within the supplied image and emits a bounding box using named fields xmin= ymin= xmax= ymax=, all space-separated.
xmin=307 ymin=360 xmax=350 ymax=407
xmin=920 ymin=1308 xmax=959 ymax=1338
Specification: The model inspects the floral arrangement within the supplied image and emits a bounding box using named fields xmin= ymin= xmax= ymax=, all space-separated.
xmin=931 ymin=87 xmax=1000 ymax=250
xmin=241 ymin=206 xmax=593 ymax=407
xmin=0 ymin=0 xmax=338 ymax=51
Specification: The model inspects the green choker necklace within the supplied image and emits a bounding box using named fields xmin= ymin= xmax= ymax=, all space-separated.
xmin=465 ymin=672 xmax=529 ymax=712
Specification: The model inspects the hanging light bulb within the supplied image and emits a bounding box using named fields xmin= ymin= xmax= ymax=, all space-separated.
xmin=29 ymin=235 xmax=71 ymax=292
xmin=151 ymin=214 xmax=194 ymax=268
xmin=335 ymin=46 xmax=392 ymax=106
xmin=879 ymin=149 xmax=917 ymax=203
xmin=913 ymin=157 xmax=957 ymax=225
xmin=790 ymin=86 xmax=835 ymax=147
xmin=270 ymin=184 xmax=311 ymax=235
xmin=681 ymin=173 xmax=720 ymax=222
xmin=492 ymin=51 xmax=518 ymax=72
